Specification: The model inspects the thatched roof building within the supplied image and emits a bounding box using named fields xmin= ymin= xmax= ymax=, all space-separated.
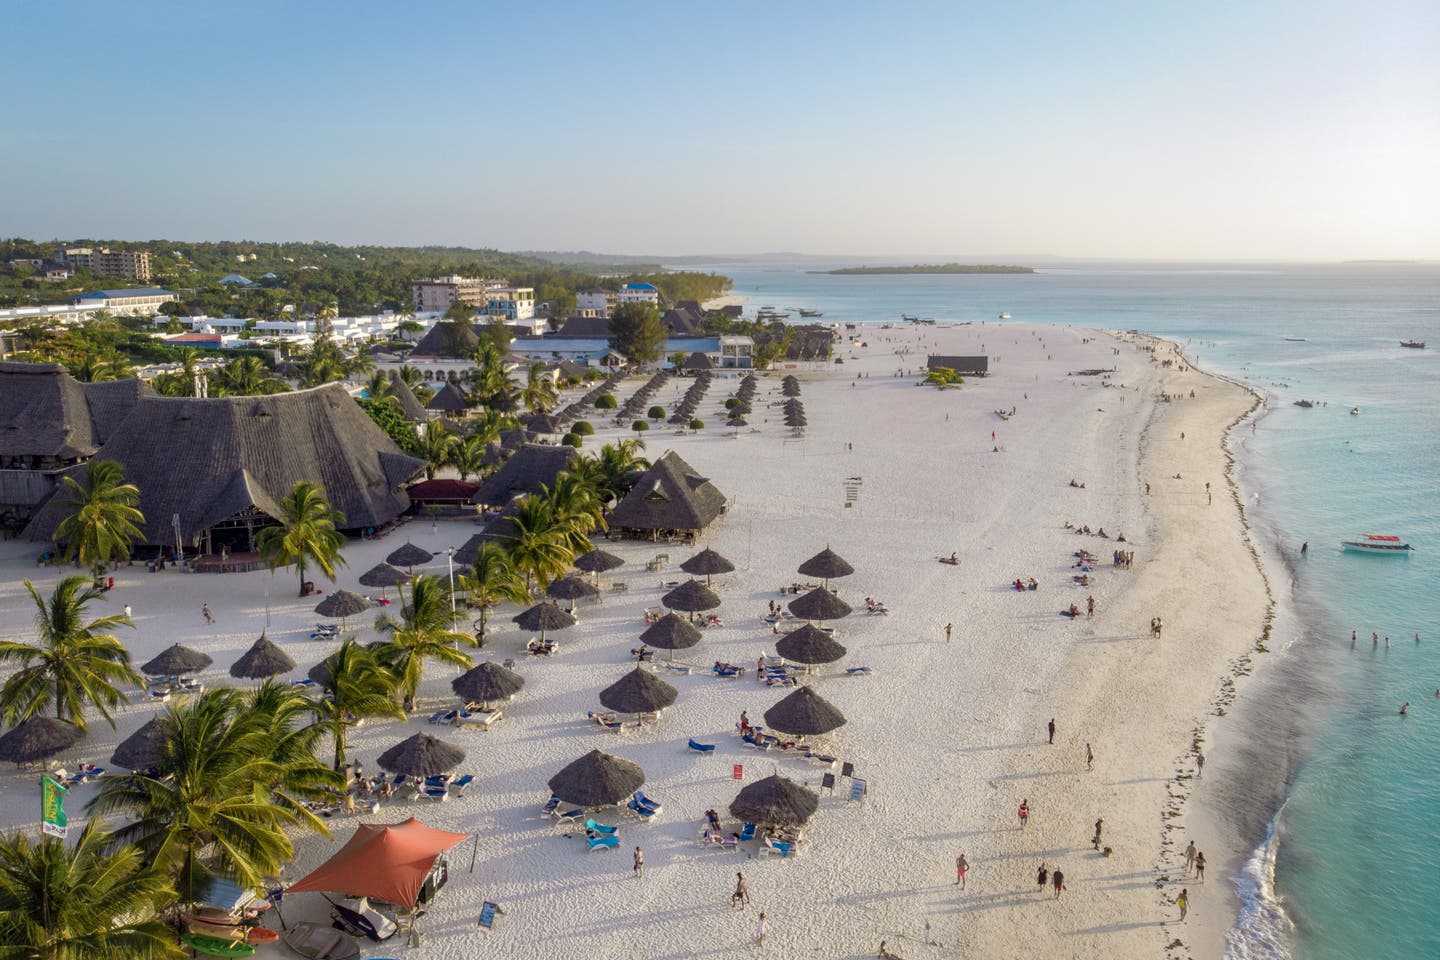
xmin=471 ymin=443 xmax=577 ymax=507
xmin=425 ymin=381 xmax=469 ymax=413
xmin=408 ymin=320 xmax=480 ymax=359
xmin=384 ymin=374 xmax=429 ymax=421
xmin=607 ymin=450 xmax=726 ymax=539
xmin=24 ymin=382 xmax=424 ymax=550
xmin=0 ymin=362 xmax=153 ymax=468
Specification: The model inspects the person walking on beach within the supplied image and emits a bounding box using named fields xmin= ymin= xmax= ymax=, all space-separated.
xmin=1184 ymin=840 xmax=1197 ymax=874
xmin=633 ymin=847 xmax=643 ymax=877
xmin=955 ymin=853 xmax=969 ymax=890
xmin=1196 ymin=751 xmax=1205 ymax=777
xmin=731 ymin=871 xmax=750 ymax=908
xmin=202 ymin=603 xmax=214 ymax=624
xmin=122 ymin=603 xmax=132 ymax=619
xmin=1086 ymin=595 xmax=1095 ymax=618
xmin=1177 ymin=888 xmax=1189 ymax=921
xmin=1092 ymin=818 xmax=1104 ymax=850
xmin=945 ymin=622 xmax=952 ymax=643
xmin=756 ymin=912 xmax=767 ymax=946
xmin=1052 ymin=869 xmax=1065 ymax=898
xmin=1047 ymin=719 xmax=1056 ymax=744
xmin=1195 ymin=851 xmax=1206 ymax=882
xmin=1018 ymin=799 xmax=1030 ymax=829
xmin=1086 ymin=742 xmax=1094 ymax=771
xmin=1037 ymin=862 xmax=1048 ymax=895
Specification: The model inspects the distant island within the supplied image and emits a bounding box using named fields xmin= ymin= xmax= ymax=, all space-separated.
xmin=814 ymin=263 xmax=1035 ymax=275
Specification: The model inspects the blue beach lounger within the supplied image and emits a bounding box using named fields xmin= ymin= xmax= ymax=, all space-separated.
xmin=688 ymin=738 xmax=716 ymax=753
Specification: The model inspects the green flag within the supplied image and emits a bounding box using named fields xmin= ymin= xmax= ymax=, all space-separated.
xmin=41 ymin=775 xmax=67 ymax=838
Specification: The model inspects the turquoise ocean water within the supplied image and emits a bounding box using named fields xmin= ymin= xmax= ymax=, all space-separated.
xmin=685 ymin=259 xmax=1439 ymax=959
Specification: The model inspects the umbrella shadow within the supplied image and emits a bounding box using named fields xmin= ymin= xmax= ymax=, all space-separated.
xmin=1065 ymin=920 xmax=1161 ymax=936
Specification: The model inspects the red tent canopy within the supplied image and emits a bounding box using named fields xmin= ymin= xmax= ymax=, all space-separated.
xmin=287 ymin=817 xmax=470 ymax=908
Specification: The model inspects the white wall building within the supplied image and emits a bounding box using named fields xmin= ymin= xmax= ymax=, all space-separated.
xmin=618 ymin=282 xmax=660 ymax=306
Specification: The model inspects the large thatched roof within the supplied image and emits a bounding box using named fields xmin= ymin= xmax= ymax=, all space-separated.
xmin=384 ymin=374 xmax=429 ymax=421
xmin=472 ymin=443 xmax=578 ymax=506
xmin=608 ymin=450 xmax=727 ymax=534
xmin=425 ymin=381 xmax=469 ymax=412
xmin=0 ymin=362 xmax=153 ymax=461
xmin=409 ymin=320 xmax=481 ymax=358
xmin=24 ymin=382 xmax=424 ymax=546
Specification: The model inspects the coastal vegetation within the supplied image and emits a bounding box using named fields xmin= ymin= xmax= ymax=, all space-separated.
xmin=0 ymin=577 xmax=141 ymax=733
xmin=0 ymin=819 xmax=183 ymax=960
xmin=923 ymin=366 xmax=965 ymax=387
xmin=51 ymin=460 xmax=145 ymax=576
xmin=607 ymin=302 xmax=666 ymax=365
xmin=255 ymin=482 xmax=348 ymax=595
xmin=309 ymin=641 xmax=405 ymax=771
xmin=816 ymin=263 xmax=1034 ymax=275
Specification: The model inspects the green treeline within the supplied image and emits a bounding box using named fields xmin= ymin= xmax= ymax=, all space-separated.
xmin=0 ymin=239 xmax=728 ymax=316
xmin=816 ymin=263 xmax=1035 ymax=275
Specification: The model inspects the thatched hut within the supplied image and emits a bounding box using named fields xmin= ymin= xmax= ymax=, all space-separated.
xmin=472 ymin=444 xmax=578 ymax=507
xmin=607 ymin=451 xmax=727 ymax=541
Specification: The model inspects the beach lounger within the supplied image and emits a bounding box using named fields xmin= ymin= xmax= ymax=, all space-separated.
xmin=289 ymin=678 xmax=316 ymax=688
xmin=739 ymin=822 xmax=757 ymax=842
xmin=419 ymin=784 xmax=450 ymax=801
xmin=587 ymin=834 xmax=620 ymax=852
xmin=688 ymin=738 xmax=716 ymax=754
xmin=761 ymin=836 xmax=793 ymax=858
xmin=584 ymin=818 xmax=618 ymax=836
xmin=741 ymin=732 xmax=771 ymax=751
xmin=427 ymin=709 xmax=456 ymax=725
xmin=448 ymin=774 xmax=474 ymax=796
xmin=634 ymin=791 xmax=664 ymax=814
xmin=662 ymin=662 xmax=692 ymax=675
xmin=626 ymin=798 xmax=657 ymax=820
xmin=455 ymin=709 xmax=502 ymax=730
xmin=556 ymin=807 xmax=585 ymax=825
xmin=540 ymin=794 xmax=561 ymax=817
xmin=845 ymin=666 xmax=873 ymax=677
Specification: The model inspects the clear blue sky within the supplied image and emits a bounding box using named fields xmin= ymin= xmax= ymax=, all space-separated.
xmin=4 ymin=0 xmax=1437 ymax=259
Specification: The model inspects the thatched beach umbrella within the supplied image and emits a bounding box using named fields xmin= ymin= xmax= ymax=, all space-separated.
xmin=574 ymin=548 xmax=625 ymax=576
xmin=599 ymin=667 xmax=678 ymax=715
xmin=798 ymin=547 xmax=854 ymax=589
xmin=729 ymin=774 xmax=819 ymax=827
xmin=377 ymin=731 xmax=465 ymax=778
xmin=0 ymin=717 xmax=83 ymax=765
xmin=638 ymin=612 xmax=702 ymax=660
xmin=680 ymin=547 xmax=735 ymax=587
xmin=386 ymin=542 xmax=434 ymax=573
xmin=764 ymin=685 xmax=847 ymax=736
xmin=775 ymin=624 xmax=848 ymax=667
xmin=358 ymin=562 xmax=410 ymax=598
xmin=451 ymin=661 xmax=524 ymax=709
xmin=662 ymin=579 xmax=721 ymax=621
xmin=307 ymin=655 xmax=336 ymax=688
xmin=315 ymin=590 xmax=370 ymax=631
xmin=726 ymin=414 xmax=748 ymax=428
xmin=787 ymin=586 xmax=853 ymax=622
xmin=546 ymin=575 xmax=600 ymax=612
xmin=547 ymin=749 xmax=645 ymax=807
xmin=526 ymin=413 xmax=561 ymax=434
xmin=512 ymin=601 xmax=576 ymax=642
xmin=111 ymin=716 xmax=170 ymax=771
xmin=142 ymin=643 xmax=213 ymax=677
xmin=229 ymin=631 xmax=296 ymax=680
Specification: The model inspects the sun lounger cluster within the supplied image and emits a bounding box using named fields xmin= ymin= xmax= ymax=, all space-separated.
xmin=428 ymin=706 xmax=504 ymax=731
xmin=310 ymin=622 xmax=339 ymax=640
xmin=584 ymin=710 xmax=659 ymax=733
xmin=712 ymin=661 xmax=746 ymax=679
xmin=698 ymin=809 xmax=799 ymax=857
xmin=145 ymin=675 xmax=203 ymax=701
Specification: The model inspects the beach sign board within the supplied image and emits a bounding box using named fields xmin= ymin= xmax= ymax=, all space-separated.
xmin=848 ymin=778 xmax=867 ymax=803
xmin=478 ymin=900 xmax=502 ymax=931
xmin=733 ymin=764 xmax=743 ymax=780
xmin=41 ymin=775 xmax=67 ymax=838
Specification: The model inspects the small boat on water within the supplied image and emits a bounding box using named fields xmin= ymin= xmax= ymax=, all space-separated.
xmin=998 ymin=312 xmax=1012 ymax=319
xmin=1294 ymin=399 xmax=1314 ymax=408
xmin=1350 ymin=407 xmax=1360 ymax=415
xmin=798 ymin=309 xmax=822 ymax=317
xmin=1400 ymin=340 xmax=1425 ymax=348
xmin=901 ymin=314 xmax=919 ymax=322
xmin=1341 ymin=534 xmax=1413 ymax=554
xmin=1284 ymin=337 xmax=1307 ymax=342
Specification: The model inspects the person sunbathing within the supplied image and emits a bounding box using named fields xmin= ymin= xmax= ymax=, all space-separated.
xmin=1027 ymin=578 xmax=1038 ymax=590
xmin=1014 ymin=579 xmax=1026 ymax=591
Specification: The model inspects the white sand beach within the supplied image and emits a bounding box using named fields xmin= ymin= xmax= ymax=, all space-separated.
xmin=0 ymin=322 xmax=1269 ymax=959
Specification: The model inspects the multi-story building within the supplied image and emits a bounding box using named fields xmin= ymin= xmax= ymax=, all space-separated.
xmin=618 ymin=282 xmax=660 ymax=306
xmin=92 ymin=249 xmax=151 ymax=281
xmin=485 ymin=286 xmax=535 ymax=321
xmin=57 ymin=246 xmax=94 ymax=269
xmin=71 ymin=287 xmax=177 ymax=316
xmin=410 ymin=276 xmax=501 ymax=313
xmin=576 ymin=290 xmax=618 ymax=318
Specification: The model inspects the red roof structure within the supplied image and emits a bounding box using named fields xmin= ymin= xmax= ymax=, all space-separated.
xmin=406 ymin=478 xmax=480 ymax=503
xmin=286 ymin=817 xmax=470 ymax=907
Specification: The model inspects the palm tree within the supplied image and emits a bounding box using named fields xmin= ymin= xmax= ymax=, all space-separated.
xmin=415 ymin=421 xmax=457 ymax=481
xmin=243 ymin=680 xmax=338 ymax=812
xmin=395 ymin=364 xmax=424 ymax=389
xmin=213 ymin=354 xmax=289 ymax=396
xmin=255 ymin=481 xmax=347 ymax=596
xmin=0 ymin=820 xmax=182 ymax=960
xmin=471 ymin=340 xmax=515 ymax=409
xmin=0 ymin=577 xmax=141 ymax=732
xmin=457 ymin=542 xmax=530 ymax=641
xmin=580 ymin=439 xmax=651 ymax=507
xmin=344 ymin=348 xmax=376 ymax=380
xmin=538 ymin=472 xmax=605 ymax=553
xmin=51 ymin=459 xmax=145 ymax=576
xmin=373 ymin=575 xmax=473 ymax=709
xmin=88 ymin=689 xmax=335 ymax=904
xmin=519 ymin=361 xmax=558 ymax=415
xmin=310 ymin=640 xmax=405 ymax=770
xmin=470 ymin=408 xmax=516 ymax=447
xmin=364 ymin=370 xmax=392 ymax=402
xmin=499 ymin=496 xmax=574 ymax=589
xmin=449 ymin=435 xmax=487 ymax=482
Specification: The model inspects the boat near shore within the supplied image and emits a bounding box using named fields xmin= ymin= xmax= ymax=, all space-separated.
xmin=1294 ymin=399 xmax=1314 ymax=408
xmin=1400 ymin=340 xmax=1425 ymax=348
xmin=998 ymin=312 xmax=1012 ymax=319
xmin=1341 ymin=534 xmax=1413 ymax=554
